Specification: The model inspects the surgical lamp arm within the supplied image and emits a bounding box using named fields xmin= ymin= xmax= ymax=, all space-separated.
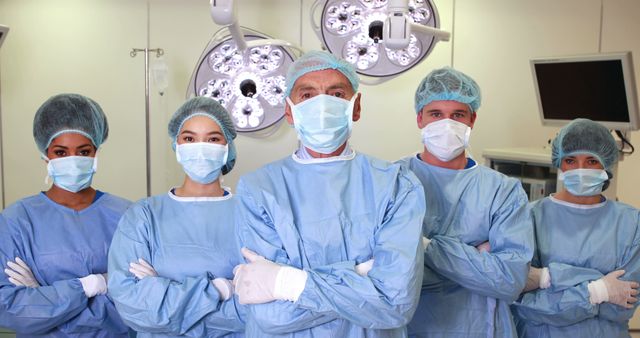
xmin=210 ymin=0 xmax=247 ymax=51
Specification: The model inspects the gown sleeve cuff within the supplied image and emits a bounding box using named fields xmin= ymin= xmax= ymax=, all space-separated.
xmin=588 ymin=279 xmax=609 ymax=304
xmin=274 ymin=266 xmax=308 ymax=302
xmin=539 ymin=267 xmax=551 ymax=289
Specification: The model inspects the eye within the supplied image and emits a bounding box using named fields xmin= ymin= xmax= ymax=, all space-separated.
xmin=430 ymin=112 xmax=442 ymax=118
xmin=54 ymin=150 xmax=66 ymax=157
xmin=452 ymin=112 xmax=466 ymax=119
xmin=300 ymin=93 xmax=312 ymax=100
xmin=332 ymin=91 xmax=346 ymax=98
xmin=182 ymin=136 xmax=194 ymax=143
xmin=79 ymin=149 xmax=92 ymax=156
xmin=564 ymin=158 xmax=575 ymax=165
xmin=208 ymin=136 xmax=221 ymax=143
xmin=587 ymin=159 xmax=600 ymax=166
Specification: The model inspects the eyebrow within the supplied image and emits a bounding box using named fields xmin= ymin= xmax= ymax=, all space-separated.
xmin=327 ymin=83 xmax=350 ymax=91
xmin=425 ymin=109 xmax=470 ymax=114
xmin=294 ymin=83 xmax=351 ymax=93
xmin=294 ymin=85 xmax=318 ymax=93
xmin=50 ymin=143 xmax=93 ymax=149
xmin=180 ymin=130 xmax=223 ymax=136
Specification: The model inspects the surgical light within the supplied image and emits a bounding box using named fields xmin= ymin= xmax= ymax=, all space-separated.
xmin=311 ymin=0 xmax=450 ymax=84
xmin=188 ymin=0 xmax=302 ymax=135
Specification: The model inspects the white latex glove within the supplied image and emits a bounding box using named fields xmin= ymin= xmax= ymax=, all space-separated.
xmin=5 ymin=257 xmax=40 ymax=288
xmin=422 ymin=236 xmax=431 ymax=251
xmin=476 ymin=241 xmax=491 ymax=253
xmin=212 ymin=278 xmax=234 ymax=301
xmin=79 ymin=274 xmax=107 ymax=298
xmin=233 ymin=248 xmax=307 ymax=304
xmin=355 ymin=259 xmax=374 ymax=276
xmin=129 ymin=258 xmax=158 ymax=279
xmin=589 ymin=270 xmax=639 ymax=308
xmin=523 ymin=267 xmax=551 ymax=292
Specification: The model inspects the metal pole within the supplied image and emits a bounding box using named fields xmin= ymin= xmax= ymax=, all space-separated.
xmin=144 ymin=0 xmax=151 ymax=197
xmin=144 ymin=47 xmax=151 ymax=197
xmin=130 ymin=47 xmax=162 ymax=197
xmin=130 ymin=1 xmax=163 ymax=197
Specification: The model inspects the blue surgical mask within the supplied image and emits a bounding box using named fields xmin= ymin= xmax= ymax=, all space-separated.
xmin=559 ymin=168 xmax=609 ymax=196
xmin=176 ymin=142 xmax=228 ymax=184
xmin=287 ymin=94 xmax=356 ymax=154
xmin=47 ymin=156 xmax=97 ymax=193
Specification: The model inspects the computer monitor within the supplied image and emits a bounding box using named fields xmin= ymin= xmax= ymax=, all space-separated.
xmin=0 ymin=25 xmax=8 ymax=49
xmin=531 ymin=51 xmax=640 ymax=131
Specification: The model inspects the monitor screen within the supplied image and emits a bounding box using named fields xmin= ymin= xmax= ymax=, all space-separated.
xmin=531 ymin=52 xmax=640 ymax=131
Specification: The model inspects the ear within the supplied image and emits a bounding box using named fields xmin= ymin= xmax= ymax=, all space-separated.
xmin=284 ymin=99 xmax=294 ymax=125
xmin=469 ymin=112 xmax=478 ymax=129
xmin=352 ymin=93 xmax=362 ymax=122
xmin=417 ymin=111 xmax=424 ymax=129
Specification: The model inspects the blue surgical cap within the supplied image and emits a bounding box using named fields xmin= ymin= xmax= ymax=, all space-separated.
xmin=168 ymin=97 xmax=237 ymax=175
xmin=552 ymin=118 xmax=618 ymax=170
xmin=285 ymin=50 xmax=359 ymax=97
xmin=33 ymin=93 xmax=109 ymax=155
xmin=414 ymin=67 xmax=482 ymax=114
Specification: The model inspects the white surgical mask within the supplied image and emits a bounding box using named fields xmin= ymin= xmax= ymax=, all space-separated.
xmin=287 ymin=94 xmax=356 ymax=154
xmin=176 ymin=143 xmax=228 ymax=184
xmin=421 ymin=119 xmax=471 ymax=162
xmin=47 ymin=156 xmax=97 ymax=193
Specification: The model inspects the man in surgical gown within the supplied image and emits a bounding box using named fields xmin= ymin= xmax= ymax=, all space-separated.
xmin=232 ymin=50 xmax=426 ymax=337
xmin=511 ymin=118 xmax=640 ymax=338
xmin=398 ymin=67 xmax=534 ymax=338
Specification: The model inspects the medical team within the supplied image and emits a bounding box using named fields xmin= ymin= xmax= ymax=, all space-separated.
xmin=0 ymin=50 xmax=637 ymax=337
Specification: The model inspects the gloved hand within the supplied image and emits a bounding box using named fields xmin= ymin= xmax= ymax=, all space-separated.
xmin=129 ymin=258 xmax=158 ymax=279
xmin=355 ymin=259 xmax=374 ymax=276
xmin=589 ymin=270 xmax=639 ymax=308
xmin=476 ymin=241 xmax=491 ymax=253
xmin=523 ymin=267 xmax=551 ymax=292
xmin=233 ymin=248 xmax=307 ymax=304
xmin=79 ymin=274 xmax=107 ymax=298
xmin=422 ymin=236 xmax=431 ymax=251
xmin=212 ymin=278 xmax=234 ymax=301
xmin=5 ymin=257 xmax=40 ymax=288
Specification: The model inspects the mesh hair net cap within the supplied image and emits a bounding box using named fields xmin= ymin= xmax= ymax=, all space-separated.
xmin=168 ymin=97 xmax=238 ymax=175
xmin=552 ymin=118 xmax=618 ymax=170
xmin=33 ymin=93 xmax=109 ymax=155
xmin=414 ymin=66 xmax=482 ymax=113
xmin=285 ymin=50 xmax=359 ymax=97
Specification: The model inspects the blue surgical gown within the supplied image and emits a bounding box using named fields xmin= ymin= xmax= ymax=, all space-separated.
xmin=108 ymin=190 xmax=245 ymax=338
xmin=397 ymin=155 xmax=534 ymax=338
xmin=0 ymin=191 xmax=132 ymax=338
xmin=235 ymin=152 xmax=426 ymax=338
xmin=511 ymin=196 xmax=640 ymax=338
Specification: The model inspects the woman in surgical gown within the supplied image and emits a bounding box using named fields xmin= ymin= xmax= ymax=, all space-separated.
xmin=0 ymin=94 xmax=132 ymax=337
xmin=108 ymin=97 xmax=245 ymax=337
xmin=511 ymin=118 xmax=640 ymax=338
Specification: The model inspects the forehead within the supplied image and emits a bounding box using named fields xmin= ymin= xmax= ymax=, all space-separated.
xmin=422 ymin=100 xmax=471 ymax=112
xmin=49 ymin=132 xmax=93 ymax=147
xmin=291 ymin=69 xmax=353 ymax=93
xmin=180 ymin=115 xmax=222 ymax=132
